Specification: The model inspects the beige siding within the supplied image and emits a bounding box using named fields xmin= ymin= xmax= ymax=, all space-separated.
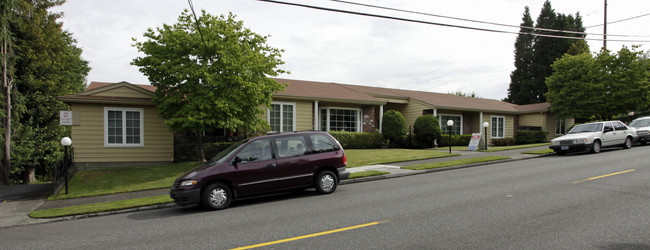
xmin=403 ymin=100 xmax=430 ymax=129
xmin=92 ymin=86 xmax=152 ymax=98
xmin=519 ymin=113 xmax=546 ymax=129
xmin=70 ymin=103 xmax=173 ymax=165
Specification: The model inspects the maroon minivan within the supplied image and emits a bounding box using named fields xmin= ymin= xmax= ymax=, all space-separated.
xmin=170 ymin=131 xmax=349 ymax=210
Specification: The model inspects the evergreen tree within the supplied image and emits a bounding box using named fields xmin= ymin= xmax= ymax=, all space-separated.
xmin=507 ymin=1 xmax=587 ymax=105
xmin=504 ymin=7 xmax=535 ymax=104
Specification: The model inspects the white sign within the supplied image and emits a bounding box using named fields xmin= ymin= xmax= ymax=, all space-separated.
xmin=467 ymin=133 xmax=482 ymax=151
xmin=60 ymin=111 xmax=73 ymax=126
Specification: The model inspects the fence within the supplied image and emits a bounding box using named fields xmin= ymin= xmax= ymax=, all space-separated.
xmin=52 ymin=147 xmax=74 ymax=195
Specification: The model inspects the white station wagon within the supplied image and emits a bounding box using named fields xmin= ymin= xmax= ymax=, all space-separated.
xmin=549 ymin=120 xmax=635 ymax=155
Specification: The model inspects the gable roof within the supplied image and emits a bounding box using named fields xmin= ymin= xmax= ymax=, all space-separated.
xmin=60 ymin=79 xmax=552 ymax=114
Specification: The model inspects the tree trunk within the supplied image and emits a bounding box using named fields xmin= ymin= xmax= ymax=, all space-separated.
xmin=197 ymin=131 xmax=205 ymax=162
xmin=1 ymin=31 xmax=11 ymax=185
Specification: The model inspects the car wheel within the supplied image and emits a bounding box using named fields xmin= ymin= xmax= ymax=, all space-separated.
xmin=590 ymin=140 xmax=601 ymax=154
xmin=623 ymin=137 xmax=633 ymax=149
xmin=201 ymin=183 xmax=232 ymax=210
xmin=314 ymin=170 xmax=338 ymax=194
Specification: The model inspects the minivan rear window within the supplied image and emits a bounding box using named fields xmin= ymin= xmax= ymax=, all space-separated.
xmin=274 ymin=136 xmax=307 ymax=158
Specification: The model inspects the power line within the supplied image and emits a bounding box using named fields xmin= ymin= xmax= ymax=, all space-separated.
xmin=188 ymin=0 xmax=211 ymax=59
xmin=329 ymin=0 xmax=650 ymax=38
xmin=255 ymin=0 xmax=650 ymax=43
xmin=586 ymin=12 xmax=650 ymax=28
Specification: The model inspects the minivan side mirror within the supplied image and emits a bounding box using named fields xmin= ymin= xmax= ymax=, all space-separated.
xmin=232 ymin=156 xmax=242 ymax=166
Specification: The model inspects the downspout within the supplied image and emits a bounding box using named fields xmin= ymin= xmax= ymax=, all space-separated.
xmin=379 ymin=105 xmax=384 ymax=133
xmin=314 ymin=100 xmax=319 ymax=130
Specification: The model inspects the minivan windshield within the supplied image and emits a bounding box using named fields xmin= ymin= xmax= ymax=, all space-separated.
xmin=568 ymin=123 xmax=603 ymax=134
xmin=629 ymin=119 xmax=650 ymax=128
xmin=208 ymin=139 xmax=248 ymax=164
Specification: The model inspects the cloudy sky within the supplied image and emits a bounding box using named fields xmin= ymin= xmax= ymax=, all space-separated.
xmin=52 ymin=0 xmax=650 ymax=100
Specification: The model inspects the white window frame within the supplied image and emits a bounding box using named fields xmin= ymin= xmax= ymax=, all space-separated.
xmin=438 ymin=114 xmax=463 ymax=135
xmin=491 ymin=115 xmax=506 ymax=138
xmin=319 ymin=107 xmax=362 ymax=132
xmin=555 ymin=117 xmax=566 ymax=135
xmin=267 ymin=102 xmax=296 ymax=132
xmin=104 ymin=107 xmax=144 ymax=147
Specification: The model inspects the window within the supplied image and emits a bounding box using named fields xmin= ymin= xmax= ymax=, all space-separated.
xmin=320 ymin=107 xmax=361 ymax=132
xmin=309 ymin=134 xmax=339 ymax=153
xmin=236 ymin=139 xmax=272 ymax=163
xmin=104 ymin=108 xmax=143 ymax=147
xmin=438 ymin=114 xmax=462 ymax=135
xmin=613 ymin=121 xmax=627 ymax=131
xmin=555 ymin=117 xmax=566 ymax=135
xmin=274 ymin=136 xmax=307 ymax=158
xmin=268 ymin=102 xmax=295 ymax=132
xmin=491 ymin=116 xmax=505 ymax=138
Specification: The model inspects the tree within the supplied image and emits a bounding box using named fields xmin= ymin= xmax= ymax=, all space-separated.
xmin=381 ymin=110 xmax=406 ymax=147
xmin=451 ymin=90 xmax=480 ymax=98
xmin=132 ymin=10 xmax=286 ymax=161
xmin=546 ymin=46 xmax=650 ymax=121
xmin=9 ymin=0 xmax=89 ymax=183
xmin=0 ymin=0 xmax=15 ymax=185
xmin=413 ymin=115 xmax=441 ymax=149
xmin=506 ymin=1 xmax=587 ymax=105
xmin=504 ymin=6 xmax=534 ymax=104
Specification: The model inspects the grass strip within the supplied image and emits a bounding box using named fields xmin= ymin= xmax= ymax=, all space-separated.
xmin=349 ymin=170 xmax=390 ymax=179
xmin=30 ymin=195 xmax=173 ymax=218
xmin=402 ymin=156 xmax=511 ymax=170
xmin=50 ymin=162 xmax=201 ymax=200
xmin=346 ymin=149 xmax=459 ymax=168
xmin=523 ymin=149 xmax=555 ymax=155
xmin=431 ymin=143 xmax=550 ymax=152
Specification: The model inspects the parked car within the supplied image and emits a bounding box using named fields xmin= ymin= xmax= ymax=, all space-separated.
xmin=628 ymin=116 xmax=650 ymax=145
xmin=549 ymin=120 xmax=635 ymax=155
xmin=170 ymin=131 xmax=350 ymax=210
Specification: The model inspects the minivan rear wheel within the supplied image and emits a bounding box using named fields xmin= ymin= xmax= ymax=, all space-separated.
xmin=315 ymin=170 xmax=338 ymax=194
xmin=202 ymin=183 xmax=232 ymax=210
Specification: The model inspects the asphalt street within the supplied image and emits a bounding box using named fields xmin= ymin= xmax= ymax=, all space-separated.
xmin=1 ymin=145 xmax=649 ymax=249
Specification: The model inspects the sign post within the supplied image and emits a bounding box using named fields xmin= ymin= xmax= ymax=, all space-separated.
xmin=467 ymin=133 xmax=482 ymax=151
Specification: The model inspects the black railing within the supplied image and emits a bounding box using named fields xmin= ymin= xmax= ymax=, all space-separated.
xmin=52 ymin=147 xmax=73 ymax=195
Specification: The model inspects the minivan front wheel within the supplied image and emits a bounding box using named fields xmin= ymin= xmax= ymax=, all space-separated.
xmin=315 ymin=170 xmax=338 ymax=194
xmin=202 ymin=183 xmax=232 ymax=210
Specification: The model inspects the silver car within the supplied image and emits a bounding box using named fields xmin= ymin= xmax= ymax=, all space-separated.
xmin=628 ymin=116 xmax=650 ymax=145
xmin=549 ymin=120 xmax=635 ymax=154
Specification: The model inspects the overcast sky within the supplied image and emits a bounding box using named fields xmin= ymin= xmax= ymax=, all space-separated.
xmin=52 ymin=0 xmax=650 ymax=100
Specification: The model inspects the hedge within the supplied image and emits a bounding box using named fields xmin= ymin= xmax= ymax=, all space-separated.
xmin=514 ymin=130 xmax=548 ymax=144
xmin=438 ymin=134 xmax=473 ymax=147
xmin=329 ymin=131 xmax=383 ymax=149
xmin=491 ymin=138 xmax=516 ymax=146
xmin=174 ymin=142 xmax=235 ymax=162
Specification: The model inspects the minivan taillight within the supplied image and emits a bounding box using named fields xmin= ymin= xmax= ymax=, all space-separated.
xmin=343 ymin=154 xmax=347 ymax=166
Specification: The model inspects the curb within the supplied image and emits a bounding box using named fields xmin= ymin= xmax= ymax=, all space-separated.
xmin=31 ymin=153 xmax=553 ymax=223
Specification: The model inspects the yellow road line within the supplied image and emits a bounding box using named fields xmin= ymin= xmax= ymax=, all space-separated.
xmin=573 ymin=169 xmax=636 ymax=184
xmin=231 ymin=221 xmax=382 ymax=250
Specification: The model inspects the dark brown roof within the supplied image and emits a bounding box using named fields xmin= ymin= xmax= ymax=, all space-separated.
xmin=86 ymin=81 xmax=156 ymax=92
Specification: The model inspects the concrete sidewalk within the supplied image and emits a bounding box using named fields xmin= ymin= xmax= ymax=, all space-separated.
xmin=0 ymin=145 xmax=551 ymax=227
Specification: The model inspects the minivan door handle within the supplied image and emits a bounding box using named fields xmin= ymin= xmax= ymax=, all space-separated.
xmin=266 ymin=163 xmax=276 ymax=168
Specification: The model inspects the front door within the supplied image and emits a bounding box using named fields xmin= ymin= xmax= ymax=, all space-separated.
xmin=231 ymin=139 xmax=278 ymax=196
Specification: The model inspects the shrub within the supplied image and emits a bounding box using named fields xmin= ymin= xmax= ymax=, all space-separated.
xmin=381 ymin=110 xmax=407 ymax=147
xmin=175 ymin=142 xmax=235 ymax=162
xmin=413 ymin=115 xmax=441 ymax=148
xmin=438 ymin=134 xmax=473 ymax=147
xmin=329 ymin=131 xmax=383 ymax=149
xmin=491 ymin=138 xmax=515 ymax=146
xmin=514 ymin=130 xmax=548 ymax=144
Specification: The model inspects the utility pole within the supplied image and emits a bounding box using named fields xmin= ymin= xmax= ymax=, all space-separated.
xmin=603 ymin=0 xmax=607 ymax=50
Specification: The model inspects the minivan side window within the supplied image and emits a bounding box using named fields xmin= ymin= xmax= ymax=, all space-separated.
xmin=236 ymin=139 xmax=272 ymax=163
xmin=274 ymin=136 xmax=307 ymax=158
xmin=309 ymin=134 xmax=338 ymax=153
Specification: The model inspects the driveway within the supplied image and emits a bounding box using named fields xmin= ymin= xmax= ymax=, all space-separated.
xmin=0 ymin=184 xmax=55 ymax=227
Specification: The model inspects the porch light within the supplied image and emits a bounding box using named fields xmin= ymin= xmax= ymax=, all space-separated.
xmin=447 ymin=120 xmax=454 ymax=154
xmin=483 ymin=122 xmax=489 ymax=151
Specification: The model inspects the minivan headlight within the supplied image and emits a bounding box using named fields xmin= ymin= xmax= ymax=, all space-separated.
xmin=180 ymin=180 xmax=198 ymax=187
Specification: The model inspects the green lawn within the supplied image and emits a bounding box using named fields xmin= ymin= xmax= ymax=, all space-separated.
xmin=402 ymin=156 xmax=511 ymax=170
xmin=50 ymin=161 xmax=201 ymax=200
xmin=31 ymin=195 xmax=173 ymax=218
xmin=345 ymin=149 xmax=459 ymax=168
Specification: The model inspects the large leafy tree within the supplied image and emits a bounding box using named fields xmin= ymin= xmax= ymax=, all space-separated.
xmin=546 ymin=46 xmax=650 ymax=121
xmin=1 ymin=0 xmax=89 ymax=184
xmin=506 ymin=1 xmax=586 ymax=105
xmin=132 ymin=10 xmax=286 ymax=161
xmin=504 ymin=7 xmax=534 ymax=104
